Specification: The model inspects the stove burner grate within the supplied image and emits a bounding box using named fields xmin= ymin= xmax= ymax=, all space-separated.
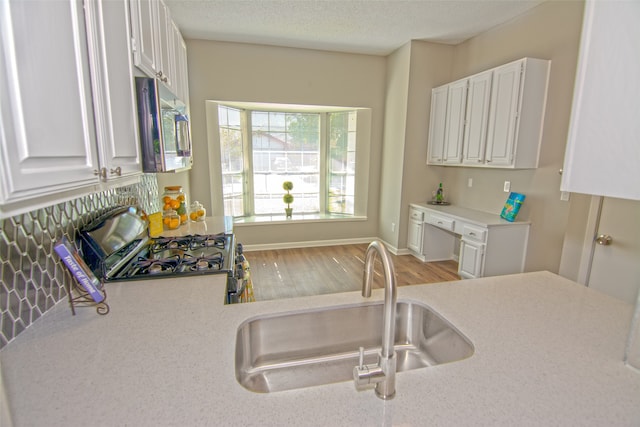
xmin=128 ymin=255 xmax=182 ymax=276
xmin=181 ymin=252 xmax=224 ymax=272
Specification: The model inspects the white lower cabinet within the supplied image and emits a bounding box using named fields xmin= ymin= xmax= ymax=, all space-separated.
xmin=407 ymin=207 xmax=424 ymax=254
xmin=459 ymin=239 xmax=485 ymax=279
xmin=408 ymin=204 xmax=530 ymax=279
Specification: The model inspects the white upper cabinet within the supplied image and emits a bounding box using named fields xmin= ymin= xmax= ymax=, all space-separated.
xmin=442 ymin=79 xmax=468 ymax=164
xmin=172 ymin=22 xmax=190 ymax=104
xmin=128 ymin=0 xmax=157 ymax=76
xmin=485 ymin=58 xmax=549 ymax=168
xmin=0 ymin=0 xmax=141 ymax=218
xmin=155 ymin=0 xmax=174 ymax=91
xmin=426 ymin=57 xmax=550 ymax=169
xmin=427 ymin=85 xmax=448 ymax=164
xmin=462 ymin=70 xmax=493 ymax=165
xmin=427 ymin=79 xmax=467 ymax=165
xmin=0 ymin=0 xmax=100 ymax=214
xmin=85 ymin=0 xmax=141 ymax=180
xmin=561 ymin=0 xmax=640 ymax=201
xmin=130 ymin=0 xmax=188 ymax=98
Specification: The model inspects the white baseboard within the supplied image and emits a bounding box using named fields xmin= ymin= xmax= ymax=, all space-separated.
xmin=242 ymin=237 xmax=379 ymax=252
xmin=242 ymin=238 xmax=430 ymax=261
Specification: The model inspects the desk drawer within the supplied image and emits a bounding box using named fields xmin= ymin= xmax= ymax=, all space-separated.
xmin=426 ymin=214 xmax=455 ymax=231
xmin=462 ymin=224 xmax=487 ymax=243
xmin=409 ymin=208 xmax=424 ymax=222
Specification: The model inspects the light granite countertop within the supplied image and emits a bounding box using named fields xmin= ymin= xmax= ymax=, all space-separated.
xmin=1 ymin=271 xmax=639 ymax=426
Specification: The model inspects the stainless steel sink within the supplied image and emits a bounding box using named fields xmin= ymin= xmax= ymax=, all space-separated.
xmin=235 ymin=300 xmax=474 ymax=393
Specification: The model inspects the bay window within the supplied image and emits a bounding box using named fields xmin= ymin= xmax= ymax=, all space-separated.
xmin=217 ymin=103 xmax=366 ymax=220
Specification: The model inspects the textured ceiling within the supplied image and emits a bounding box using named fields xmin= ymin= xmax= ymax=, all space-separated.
xmin=164 ymin=0 xmax=549 ymax=55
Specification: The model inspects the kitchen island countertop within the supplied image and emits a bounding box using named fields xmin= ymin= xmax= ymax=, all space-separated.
xmin=1 ymin=271 xmax=639 ymax=426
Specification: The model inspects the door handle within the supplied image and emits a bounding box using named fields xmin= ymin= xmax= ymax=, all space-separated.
xmin=595 ymin=234 xmax=613 ymax=246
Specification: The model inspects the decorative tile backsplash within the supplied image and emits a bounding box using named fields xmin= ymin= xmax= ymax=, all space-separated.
xmin=0 ymin=175 xmax=159 ymax=349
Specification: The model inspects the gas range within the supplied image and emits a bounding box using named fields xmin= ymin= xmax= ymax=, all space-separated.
xmin=78 ymin=207 xmax=248 ymax=304
xmin=113 ymin=234 xmax=234 ymax=279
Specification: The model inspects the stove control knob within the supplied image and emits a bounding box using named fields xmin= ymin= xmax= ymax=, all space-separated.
xmin=236 ymin=243 xmax=243 ymax=255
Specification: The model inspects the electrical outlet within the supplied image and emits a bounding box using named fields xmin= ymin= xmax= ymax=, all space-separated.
xmin=468 ymin=178 xmax=473 ymax=188
xmin=560 ymin=191 xmax=570 ymax=201
xmin=503 ymin=181 xmax=511 ymax=192
xmin=391 ymin=222 xmax=395 ymax=232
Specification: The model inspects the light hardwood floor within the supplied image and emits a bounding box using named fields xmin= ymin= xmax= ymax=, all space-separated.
xmin=247 ymin=243 xmax=460 ymax=301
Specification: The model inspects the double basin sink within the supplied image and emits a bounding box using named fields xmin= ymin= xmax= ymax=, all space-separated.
xmin=235 ymin=300 xmax=474 ymax=393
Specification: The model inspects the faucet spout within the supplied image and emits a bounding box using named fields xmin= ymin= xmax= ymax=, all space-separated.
xmin=354 ymin=240 xmax=397 ymax=400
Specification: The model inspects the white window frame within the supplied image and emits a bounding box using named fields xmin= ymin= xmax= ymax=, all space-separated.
xmin=210 ymin=101 xmax=371 ymax=222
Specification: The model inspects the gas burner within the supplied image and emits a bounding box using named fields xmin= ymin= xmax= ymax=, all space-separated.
xmin=150 ymin=237 xmax=190 ymax=252
xmin=148 ymin=263 xmax=165 ymax=274
xmin=190 ymin=234 xmax=227 ymax=250
xmin=128 ymin=255 xmax=181 ymax=276
xmin=182 ymin=253 xmax=224 ymax=272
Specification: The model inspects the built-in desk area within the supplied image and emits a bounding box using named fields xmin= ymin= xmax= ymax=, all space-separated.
xmin=408 ymin=203 xmax=530 ymax=279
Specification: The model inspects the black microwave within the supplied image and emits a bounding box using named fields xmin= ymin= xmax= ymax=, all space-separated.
xmin=135 ymin=77 xmax=192 ymax=172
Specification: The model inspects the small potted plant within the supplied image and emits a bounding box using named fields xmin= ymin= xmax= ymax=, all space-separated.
xmin=282 ymin=181 xmax=294 ymax=217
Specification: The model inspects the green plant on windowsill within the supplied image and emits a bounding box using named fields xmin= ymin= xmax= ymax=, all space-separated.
xmin=283 ymin=181 xmax=294 ymax=218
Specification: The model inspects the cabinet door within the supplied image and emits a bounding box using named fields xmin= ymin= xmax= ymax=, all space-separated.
xmin=462 ymin=70 xmax=493 ymax=165
xmin=561 ymin=0 xmax=640 ymax=200
xmin=426 ymin=85 xmax=448 ymax=164
xmin=0 ymin=0 xmax=99 ymax=208
xmin=443 ymin=79 xmax=467 ymax=164
xmin=458 ymin=239 xmax=485 ymax=279
xmin=129 ymin=0 xmax=157 ymax=77
xmin=485 ymin=60 xmax=523 ymax=166
xmin=85 ymin=0 xmax=141 ymax=179
xmin=156 ymin=0 xmax=174 ymax=91
xmin=408 ymin=219 xmax=423 ymax=253
xmin=172 ymin=22 xmax=189 ymax=103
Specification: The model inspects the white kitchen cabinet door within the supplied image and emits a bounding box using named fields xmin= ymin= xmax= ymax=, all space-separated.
xmin=407 ymin=219 xmax=423 ymax=254
xmin=561 ymin=0 xmax=640 ymax=200
xmin=155 ymin=0 xmax=175 ymax=92
xmin=458 ymin=239 xmax=484 ymax=279
xmin=129 ymin=0 xmax=175 ymax=92
xmin=426 ymin=85 xmax=448 ymax=165
xmin=462 ymin=70 xmax=493 ymax=165
xmin=85 ymin=0 xmax=141 ymax=180
xmin=0 ymin=0 xmax=100 ymax=210
xmin=128 ymin=0 xmax=157 ymax=78
xmin=443 ymin=79 xmax=467 ymax=164
xmin=485 ymin=58 xmax=549 ymax=168
xmin=172 ymin=22 xmax=189 ymax=104
xmin=485 ymin=61 xmax=522 ymax=166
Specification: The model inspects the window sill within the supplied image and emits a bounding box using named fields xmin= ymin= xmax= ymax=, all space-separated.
xmin=233 ymin=213 xmax=367 ymax=226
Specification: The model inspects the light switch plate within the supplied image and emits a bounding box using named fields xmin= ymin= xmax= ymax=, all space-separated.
xmin=503 ymin=181 xmax=511 ymax=192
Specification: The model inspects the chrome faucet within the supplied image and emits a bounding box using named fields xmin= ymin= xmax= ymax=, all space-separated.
xmin=353 ymin=240 xmax=397 ymax=400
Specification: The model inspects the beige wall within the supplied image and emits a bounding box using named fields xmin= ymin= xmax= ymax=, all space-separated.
xmin=181 ymin=1 xmax=586 ymax=276
xmin=377 ymin=43 xmax=411 ymax=247
xmin=185 ymin=40 xmax=386 ymax=245
xmin=396 ymin=0 xmax=585 ymax=273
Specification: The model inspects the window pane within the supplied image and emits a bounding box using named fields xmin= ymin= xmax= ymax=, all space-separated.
xmin=219 ymin=106 xmax=245 ymax=216
xmin=251 ymin=111 xmax=320 ymax=214
xmin=328 ymin=111 xmax=356 ymax=214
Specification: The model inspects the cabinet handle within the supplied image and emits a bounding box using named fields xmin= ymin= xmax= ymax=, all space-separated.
xmin=110 ymin=166 xmax=122 ymax=176
xmin=469 ymin=232 xmax=476 ymax=236
xmin=437 ymin=221 xmax=443 ymax=224
xmin=93 ymin=168 xmax=107 ymax=180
